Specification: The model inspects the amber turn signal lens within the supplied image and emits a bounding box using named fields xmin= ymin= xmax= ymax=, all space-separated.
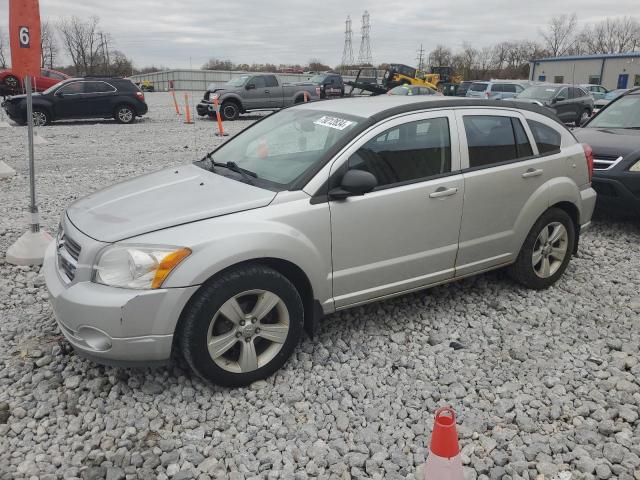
xmin=151 ymin=248 xmax=191 ymax=289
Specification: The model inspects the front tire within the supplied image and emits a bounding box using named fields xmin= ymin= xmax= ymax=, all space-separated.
xmin=508 ymin=208 xmax=575 ymax=290
xmin=3 ymin=75 xmax=19 ymax=91
xmin=32 ymin=108 xmax=50 ymax=126
xmin=220 ymin=101 xmax=240 ymax=121
xmin=178 ymin=265 xmax=304 ymax=387
xmin=114 ymin=104 xmax=136 ymax=124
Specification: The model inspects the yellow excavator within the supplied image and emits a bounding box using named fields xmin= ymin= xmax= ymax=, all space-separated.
xmin=345 ymin=64 xmax=462 ymax=96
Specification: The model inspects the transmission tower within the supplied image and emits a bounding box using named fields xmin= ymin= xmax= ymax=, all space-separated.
xmin=357 ymin=10 xmax=372 ymax=66
xmin=416 ymin=44 xmax=425 ymax=71
xmin=340 ymin=15 xmax=354 ymax=69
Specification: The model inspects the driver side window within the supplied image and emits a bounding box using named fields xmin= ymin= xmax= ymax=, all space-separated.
xmin=347 ymin=117 xmax=451 ymax=189
xmin=251 ymin=76 xmax=266 ymax=88
xmin=556 ymin=87 xmax=568 ymax=100
xmin=58 ymin=82 xmax=84 ymax=94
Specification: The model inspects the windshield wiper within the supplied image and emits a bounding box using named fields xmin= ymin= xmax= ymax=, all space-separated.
xmin=200 ymin=153 xmax=257 ymax=184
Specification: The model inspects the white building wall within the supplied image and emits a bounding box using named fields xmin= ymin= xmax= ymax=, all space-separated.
xmin=530 ymin=56 xmax=640 ymax=90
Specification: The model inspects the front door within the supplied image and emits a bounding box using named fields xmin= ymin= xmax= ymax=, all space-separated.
xmin=618 ymin=74 xmax=629 ymax=89
xmin=53 ymin=81 xmax=86 ymax=119
xmin=454 ymin=110 xmax=551 ymax=276
xmin=243 ymin=75 xmax=270 ymax=109
xmin=552 ymin=87 xmax=573 ymax=123
xmin=329 ymin=112 xmax=464 ymax=308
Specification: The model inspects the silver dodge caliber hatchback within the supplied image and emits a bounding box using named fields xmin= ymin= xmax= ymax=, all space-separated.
xmin=44 ymin=97 xmax=597 ymax=386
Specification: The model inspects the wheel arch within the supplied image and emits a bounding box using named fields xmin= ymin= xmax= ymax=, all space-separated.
xmin=220 ymin=95 xmax=244 ymax=113
xmin=550 ymin=200 xmax=580 ymax=254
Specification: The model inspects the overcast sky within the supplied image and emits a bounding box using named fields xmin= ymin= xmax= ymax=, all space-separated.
xmin=0 ymin=0 xmax=636 ymax=68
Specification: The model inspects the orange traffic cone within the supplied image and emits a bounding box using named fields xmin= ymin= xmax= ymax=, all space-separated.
xmin=424 ymin=407 xmax=464 ymax=480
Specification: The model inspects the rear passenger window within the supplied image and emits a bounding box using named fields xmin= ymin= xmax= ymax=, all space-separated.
xmin=502 ymin=84 xmax=517 ymax=93
xmin=348 ymin=117 xmax=451 ymax=188
xmin=491 ymin=84 xmax=504 ymax=93
xmin=527 ymin=120 xmax=562 ymax=155
xmin=463 ymin=115 xmax=532 ymax=168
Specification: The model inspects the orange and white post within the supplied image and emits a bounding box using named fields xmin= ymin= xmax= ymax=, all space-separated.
xmin=213 ymin=97 xmax=228 ymax=137
xmin=303 ymin=91 xmax=309 ymax=102
xmin=183 ymin=93 xmax=194 ymax=124
xmin=171 ymin=89 xmax=181 ymax=115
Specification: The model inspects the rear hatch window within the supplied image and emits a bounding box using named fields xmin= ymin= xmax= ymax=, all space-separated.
xmin=469 ymin=83 xmax=488 ymax=92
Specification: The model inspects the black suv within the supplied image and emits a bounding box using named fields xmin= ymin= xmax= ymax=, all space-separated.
xmin=507 ymin=84 xmax=594 ymax=126
xmin=308 ymin=73 xmax=344 ymax=98
xmin=1 ymin=77 xmax=148 ymax=126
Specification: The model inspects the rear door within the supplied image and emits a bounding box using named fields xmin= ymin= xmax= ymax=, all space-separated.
xmin=454 ymin=109 xmax=550 ymax=276
xmin=264 ymin=75 xmax=280 ymax=107
xmin=329 ymin=111 xmax=464 ymax=308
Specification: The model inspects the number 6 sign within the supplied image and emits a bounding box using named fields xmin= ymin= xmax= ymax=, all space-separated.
xmin=9 ymin=0 xmax=42 ymax=79
xmin=19 ymin=26 xmax=30 ymax=48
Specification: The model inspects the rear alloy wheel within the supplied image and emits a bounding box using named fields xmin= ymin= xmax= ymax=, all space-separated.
xmin=576 ymin=109 xmax=590 ymax=126
xmin=32 ymin=109 xmax=49 ymax=126
xmin=179 ymin=265 xmax=304 ymax=386
xmin=508 ymin=208 xmax=575 ymax=290
xmin=114 ymin=105 xmax=135 ymax=124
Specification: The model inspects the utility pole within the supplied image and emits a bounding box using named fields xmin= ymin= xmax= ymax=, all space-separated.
xmin=416 ymin=44 xmax=425 ymax=71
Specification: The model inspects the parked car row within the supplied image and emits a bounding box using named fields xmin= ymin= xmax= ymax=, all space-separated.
xmin=506 ymin=84 xmax=594 ymax=126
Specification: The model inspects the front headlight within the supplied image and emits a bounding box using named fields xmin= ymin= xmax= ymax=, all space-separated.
xmin=210 ymin=93 xmax=219 ymax=100
xmin=93 ymin=245 xmax=191 ymax=289
xmin=630 ymin=160 xmax=640 ymax=172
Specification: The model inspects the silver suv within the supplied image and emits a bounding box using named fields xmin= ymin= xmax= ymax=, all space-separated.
xmin=44 ymin=97 xmax=597 ymax=386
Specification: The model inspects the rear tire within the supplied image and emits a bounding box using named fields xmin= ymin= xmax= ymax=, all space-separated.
xmin=508 ymin=208 xmax=575 ymax=290
xmin=220 ymin=101 xmax=240 ymax=121
xmin=178 ymin=265 xmax=304 ymax=387
xmin=114 ymin=104 xmax=136 ymax=124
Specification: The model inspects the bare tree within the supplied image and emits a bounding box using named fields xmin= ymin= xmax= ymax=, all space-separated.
xmin=41 ymin=21 xmax=59 ymax=69
xmin=201 ymin=58 xmax=234 ymax=71
xmin=57 ymin=16 xmax=103 ymax=76
xmin=580 ymin=16 xmax=640 ymax=54
xmin=0 ymin=27 xmax=7 ymax=69
xmin=540 ymin=14 xmax=578 ymax=57
xmin=307 ymin=59 xmax=331 ymax=71
xmin=428 ymin=45 xmax=452 ymax=66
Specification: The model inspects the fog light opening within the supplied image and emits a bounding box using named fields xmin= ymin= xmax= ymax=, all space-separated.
xmin=77 ymin=327 xmax=112 ymax=352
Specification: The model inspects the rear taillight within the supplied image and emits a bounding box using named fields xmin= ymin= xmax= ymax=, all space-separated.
xmin=136 ymin=91 xmax=145 ymax=101
xmin=315 ymin=87 xmax=321 ymax=96
xmin=583 ymin=143 xmax=594 ymax=182
xmin=485 ymin=91 xmax=490 ymax=98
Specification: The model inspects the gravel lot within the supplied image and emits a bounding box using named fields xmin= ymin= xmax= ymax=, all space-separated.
xmin=1 ymin=93 xmax=640 ymax=480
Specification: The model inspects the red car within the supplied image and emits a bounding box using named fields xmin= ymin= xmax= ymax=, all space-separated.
xmin=0 ymin=68 xmax=70 ymax=95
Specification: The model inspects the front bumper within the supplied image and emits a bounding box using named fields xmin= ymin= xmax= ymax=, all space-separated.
xmin=197 ymin=101 xmax=213 ymax=116
xmin=592 ymin=173 xmax=640 ymax=216
xmin=43 ymin=240 xmax=199 ymax=366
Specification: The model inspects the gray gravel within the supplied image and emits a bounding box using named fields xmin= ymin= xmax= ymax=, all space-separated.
xmin=1 ymin=93 xmax=640 ymax=480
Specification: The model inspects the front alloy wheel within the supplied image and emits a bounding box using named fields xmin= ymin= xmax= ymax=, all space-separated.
xmin=179 ymin=265 xmax=304 ymax=386
xmin=32 ymin=110 xmax=49 ymax=126
xmin=207 ymin=290 xmax=290 ymax=373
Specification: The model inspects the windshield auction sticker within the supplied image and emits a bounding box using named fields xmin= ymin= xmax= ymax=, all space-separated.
xmin=314 ymin=116 xmax=354 ymax=130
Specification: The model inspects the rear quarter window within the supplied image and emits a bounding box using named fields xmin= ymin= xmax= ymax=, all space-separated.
xmin=470 ymin=83 xmax=488 ymax=92
xmin=527 ymin=120 xmax=562 ymax=155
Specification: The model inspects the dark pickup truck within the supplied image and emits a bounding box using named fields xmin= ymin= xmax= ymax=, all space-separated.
xmin=197 ymin=74 xmax=321 ymax=120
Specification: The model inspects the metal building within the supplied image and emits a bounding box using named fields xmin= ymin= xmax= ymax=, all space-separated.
xmin=529 ymin=52 xmax=640 ymax=90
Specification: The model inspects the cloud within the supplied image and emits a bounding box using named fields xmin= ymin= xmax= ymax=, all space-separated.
xmin=0 ymin=0 xmax=637 ymax=68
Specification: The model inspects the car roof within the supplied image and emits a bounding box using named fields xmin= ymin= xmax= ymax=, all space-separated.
xmin=295 ymin=96 xmax=564 ymax=124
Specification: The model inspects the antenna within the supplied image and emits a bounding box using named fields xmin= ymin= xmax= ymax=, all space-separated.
xmin=341 ymin=15 xmax=354 ymax=70
xmin=357 ymin=10 xmax=372 ymax=66
xmin=416 ymin=44 xmax=425 ymax=71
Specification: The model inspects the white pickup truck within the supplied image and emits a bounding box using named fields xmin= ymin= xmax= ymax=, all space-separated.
xmin=196 ymin=74 xmax=321 ymax=120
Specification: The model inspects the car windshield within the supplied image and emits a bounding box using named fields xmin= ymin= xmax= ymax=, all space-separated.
xmin=195 ymin=109 xmax=363 ymax=189
xmin=226 ymin=76 xmax=250 ymax=87
xmin=517 ymin=86 xmax=558 ymax=100
xmin=310 ymin=75 xmax=328 ymax=83
xmin=603 ymin=89 xmax=626 ymax=100
xmin=388 ymin=86 xmax=410 ymax=95
xmin=587 ymin=95 xmax=640 ymax=129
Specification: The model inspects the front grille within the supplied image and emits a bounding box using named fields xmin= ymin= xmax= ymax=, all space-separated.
xmin=57 ymin=228 xmax=81 ymax=282
xmin=593 ymin=154 xmax=623 ymax=170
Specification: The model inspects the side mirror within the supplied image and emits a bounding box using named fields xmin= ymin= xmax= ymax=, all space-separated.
xmin=246 ymin=83 xmax=256 ymax=90
xmin=553 ymin=97 xmax=565 ymax=103
xmin=329 ymin=169 xmax=378 ymax=200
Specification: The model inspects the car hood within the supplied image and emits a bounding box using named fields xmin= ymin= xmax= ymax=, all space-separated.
xmin=66 ymin=164 xmax=277 ymax=242
xmin=573 ymin=127 xmax=640 ymax=158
